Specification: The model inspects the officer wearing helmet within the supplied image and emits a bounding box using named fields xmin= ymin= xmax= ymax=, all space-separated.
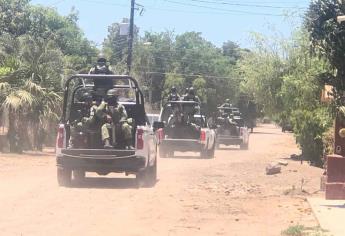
xmin=167 ymin=86 xmax=180 ymax=102
xmin=220 ymin=99 xmax=232 ymax=108
xmin=89 ymin=54 xmax=114 ymax=75
xmin=183 ymin=87 xmax=200 ymax=124
xmin=69 ymin=92 xmax=98 ymax=148
xmin=183 ymin=87 xmax=200 ymax=103
xmin=101 ymin=89 xmax=133 ymax=149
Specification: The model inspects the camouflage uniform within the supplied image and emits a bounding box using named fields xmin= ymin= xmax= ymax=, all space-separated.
xmin=101 ymin=89 xmax=133 ymax=148
xmin=69 ymin=100 xmax=105 ymax=148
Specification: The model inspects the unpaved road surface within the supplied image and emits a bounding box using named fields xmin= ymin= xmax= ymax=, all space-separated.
xmin=0 ymin=124 xmax=323 ymax=236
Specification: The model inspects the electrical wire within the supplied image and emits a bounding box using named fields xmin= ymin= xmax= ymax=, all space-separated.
xmin=185 ymin=0 xmax=306 ymax=10
xmin=163 ymin=0 xmax=287 ymax=16
xmin=134 ymin=69 xmax=233 ymax=79
xmin=71 ymin=0 xmax=304 ymax=17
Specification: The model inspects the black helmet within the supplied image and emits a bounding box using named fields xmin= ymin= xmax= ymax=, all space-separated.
xmin=106 ymin=89 xmax=117 ymax=98
xmin=97 ymin=53 xmax=107 ymax=64
xmin=80 ymin=92 xmax=92 ymax=102
xmin=171 ymin=86 xmax=177 ymax=93
xmin=106 ymin=89 xmax=118 ymax=105
xmin=188 ymin=87 xmax=195 ymax=95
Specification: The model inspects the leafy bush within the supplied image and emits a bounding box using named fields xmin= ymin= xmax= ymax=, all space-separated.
xmin=281 ymin=224 xmax=305 ymax=236
xmin=291 ymin=107 xmax=332 ymax=166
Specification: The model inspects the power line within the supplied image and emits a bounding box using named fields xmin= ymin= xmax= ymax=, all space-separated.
xmin=77 ymin=0 xmax=128 ymax=7
xmin=163 ymin=0 xmax=288 ymax=16
xmin=75 ymin=0 xmax=303 ymax=17
xmin=210 ymin=0 xmax=306 ymax=5
xmin=136 ymin=70 xmax=233 ymax=79
xmin=185 ymin=0 xmax=306 ymax=9
xmin=49 ymin=0 xmax=66 ymax=6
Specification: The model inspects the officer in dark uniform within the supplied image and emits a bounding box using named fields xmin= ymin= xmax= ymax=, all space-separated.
xmin=183 ymin=87 xmax=200 ymax=124
xmin=89 ymin=54 xmax=114 ymax=75
xmin=167 ymin=86 xmax=180 ymax=101
xmin=69 ymin=92 xmax=95 ymax=148
xmin=220 ymin=99 xmax=232 ymax=108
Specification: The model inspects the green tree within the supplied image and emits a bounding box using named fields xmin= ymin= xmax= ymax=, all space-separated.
xmin=305 ymin=0 xmax=345 ymax=97
xmin=0 ymin=0 xmax=30 ymax=36
xmin=222 ymin=40 xmax=241 ymax=64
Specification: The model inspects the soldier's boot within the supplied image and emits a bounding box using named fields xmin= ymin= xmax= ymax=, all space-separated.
xmin=123 ymin=123 xmax=134 ymax=150
xmin=104 ymin=138 xmax=113 ymax=149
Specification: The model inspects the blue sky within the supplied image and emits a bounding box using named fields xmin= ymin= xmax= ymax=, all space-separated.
xmin=31 ymin=0 xmax=310 ymax=48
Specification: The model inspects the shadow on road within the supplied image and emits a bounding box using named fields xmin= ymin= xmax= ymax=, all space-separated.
xmin=217 ymin=147 xmax=240 ymax=151
xmin=251 ymin=131 xmax=283 ymax=135
xmin=69 ymin=177 xmax=159 ymax=189
xmin=161 ymin=155 xmax=204 ymax=160
xmin=321 ymin=204 xmax=345 ymax=209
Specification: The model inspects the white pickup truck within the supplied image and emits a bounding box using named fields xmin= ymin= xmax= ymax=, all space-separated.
xmin=56 ymin=75 xmax=158 ymax=187
xmin=155 ymin=101 xmax=216 ymax=158
xmin=214 ymin=106 xmax=249 ymax=150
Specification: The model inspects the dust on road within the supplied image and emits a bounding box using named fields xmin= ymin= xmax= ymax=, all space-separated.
xmin=0 ymin=124 xmax=323 ymax=236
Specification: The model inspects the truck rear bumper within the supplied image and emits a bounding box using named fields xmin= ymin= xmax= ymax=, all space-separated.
xmin=57 ymin=149 xmax=146 ymax=173
xmin=160 ymin=139 xmax=203 ymax=152
xmin=217 ymin=136 xmax=243 ymax=145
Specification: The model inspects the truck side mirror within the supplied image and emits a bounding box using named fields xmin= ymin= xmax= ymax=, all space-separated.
xmin=153 ymin=121 xmax=164 ymax=130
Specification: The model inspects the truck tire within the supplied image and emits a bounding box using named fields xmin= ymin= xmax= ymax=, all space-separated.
xmin=73 ymin=170 xmax=85 ymax=184
xmin=57 ymin=167 xmax=72 ymax=186
xmin=167 ymin=150 xmax=174 ymax=158
xmin=159 ymin=147 xmax=167 ymax=158
xmin=207 ymin=143 xmax=216 ymax=159
xmin=136 ymin=157 xmax=157 ymax=188
xmin=240 ymin=142 xmax=249 ymax=150
xmin=200 ymin=148 xmax=208 ymax=158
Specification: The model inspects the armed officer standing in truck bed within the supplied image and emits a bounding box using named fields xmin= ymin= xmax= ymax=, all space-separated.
xmin=183 ymin=87 xmax=200 ymax=124
xmin=89 ymin=54 xmax=114 ymax=75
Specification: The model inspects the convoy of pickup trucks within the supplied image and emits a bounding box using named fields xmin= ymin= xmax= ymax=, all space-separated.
xmin=55 ymin=74 xmax=251 ymax=187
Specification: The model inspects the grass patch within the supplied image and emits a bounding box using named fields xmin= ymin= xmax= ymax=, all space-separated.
xmin=281 ymin=225 xmax=330 ymax=236
xmin=282 ymin=225 xmax=305 ymax=236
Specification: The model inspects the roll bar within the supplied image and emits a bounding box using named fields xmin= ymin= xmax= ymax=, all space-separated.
xmin=61 ymin=74 xmax=144 ymax=122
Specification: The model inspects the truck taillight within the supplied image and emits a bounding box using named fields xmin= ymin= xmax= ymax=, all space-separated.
xmin=136 ymin=128 xmax=144 ymax=150
xmin=200 ymin=130 xmax=206 ymax=142
xmin=57 ymin=125 xmax=65 ymax=148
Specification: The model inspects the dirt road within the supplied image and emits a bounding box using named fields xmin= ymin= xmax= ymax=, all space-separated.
xmin=0 ymin=124 xmax=323 ymax=236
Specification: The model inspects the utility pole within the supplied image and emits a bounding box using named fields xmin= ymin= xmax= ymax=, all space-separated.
xmin=127 ymin=0 xmax=135 ymax=75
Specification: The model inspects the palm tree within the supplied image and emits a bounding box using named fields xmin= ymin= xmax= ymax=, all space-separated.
xmin=0 ymin=34 xmax=63 ymax=152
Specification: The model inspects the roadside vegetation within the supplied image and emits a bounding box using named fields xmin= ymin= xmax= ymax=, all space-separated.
xmin=281 ymin=225 xmax=330 ymax=236
xmin=0 ymin=0 xmax=343 ymax=167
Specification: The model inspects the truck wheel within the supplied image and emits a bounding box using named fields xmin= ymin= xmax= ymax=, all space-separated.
xmin=207 ymin=143 xmax=216 ymax=159
xmin=73 ymin=170 xmax=85 ymax=184
xmin=57 ymin=167 xmax=72 ymax=186
xmin=136 ymin=157 xmax=157 ymax=188
xmin=240 ymin=142 xmax=249 ymax=150
xmin=159 ymin=147 xmax=167 ymax=158
xmin=200 ymin=148 xmax=208 ymax=158
xmin=167 ymin=150 xmax=174 ymax=158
